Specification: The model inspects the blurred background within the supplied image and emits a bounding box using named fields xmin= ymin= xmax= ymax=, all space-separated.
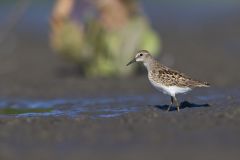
xmin=0 ymin=0 xmax=240 ymax=92
xmin=1 ymin=1 xmax=240 ymax=160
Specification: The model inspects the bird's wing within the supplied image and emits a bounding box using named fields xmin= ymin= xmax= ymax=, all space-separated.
xmin=152 ymin=67 xmax=209 ymax=87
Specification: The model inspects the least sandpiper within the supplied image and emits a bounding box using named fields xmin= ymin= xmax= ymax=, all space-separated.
xmin=127 ymin=50 xmax=209 ymax=112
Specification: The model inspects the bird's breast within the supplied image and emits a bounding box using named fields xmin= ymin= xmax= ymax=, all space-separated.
xmin=148 ymin=72 xmax=191 ymax=96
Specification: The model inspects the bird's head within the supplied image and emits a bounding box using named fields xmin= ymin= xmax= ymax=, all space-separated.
xmin=126 ymin=50 xmax=151 ymax=66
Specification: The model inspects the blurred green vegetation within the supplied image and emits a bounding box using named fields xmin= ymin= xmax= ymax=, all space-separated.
xmin=50 ymin=0 xmax=161 ymax=77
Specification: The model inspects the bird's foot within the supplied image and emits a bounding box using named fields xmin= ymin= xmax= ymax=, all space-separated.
xmin=167 ymin=105 xmax=171 ymax=111
xmin=177 ymin=106 xmax=180 ymax=112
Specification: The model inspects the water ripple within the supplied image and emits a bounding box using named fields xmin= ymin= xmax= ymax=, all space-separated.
xmin=0 ymin=95 xmax=146 ymax=118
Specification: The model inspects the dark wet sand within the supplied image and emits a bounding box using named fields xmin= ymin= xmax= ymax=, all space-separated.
xmin=0 ymin=87 xmax=240 ymax=160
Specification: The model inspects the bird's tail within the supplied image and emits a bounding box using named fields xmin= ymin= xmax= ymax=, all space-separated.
xmin=197 ymin=81 xmax=210 ymax=87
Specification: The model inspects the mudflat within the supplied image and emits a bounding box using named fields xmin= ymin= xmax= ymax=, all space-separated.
xmin=0 ymin=87 xmax=239 ymax=160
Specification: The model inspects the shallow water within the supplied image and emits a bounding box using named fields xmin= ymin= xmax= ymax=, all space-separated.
xmin=0 ymin=89 xmax=238 ymax=118
xmin=0 ymin=96 xmax=147 ymax=118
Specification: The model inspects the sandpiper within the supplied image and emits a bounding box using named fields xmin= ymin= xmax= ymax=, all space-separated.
xmin=127 ymin=50 xmax=209 ymax=112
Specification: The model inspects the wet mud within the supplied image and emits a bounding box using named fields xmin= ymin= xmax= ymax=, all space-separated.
xmin=0 ymin=86 xmax=240 ymax=160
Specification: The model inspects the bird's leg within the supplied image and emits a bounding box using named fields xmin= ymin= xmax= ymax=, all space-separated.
xmin=173 ymin=96 xmax=180 ymax=112
xmin=167 ymin=96 xmax=174 ymax=111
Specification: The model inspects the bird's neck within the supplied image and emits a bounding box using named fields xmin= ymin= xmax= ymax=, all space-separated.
xmin=143 ymin=58 xmax=158 ymax=71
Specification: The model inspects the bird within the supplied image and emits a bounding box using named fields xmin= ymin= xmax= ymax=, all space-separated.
xmin=126 ymin=50 xmax=210 ymax=112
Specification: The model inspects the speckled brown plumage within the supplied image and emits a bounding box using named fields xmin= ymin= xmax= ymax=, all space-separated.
xmin=149 ymin=62 xmax=209 ymax=88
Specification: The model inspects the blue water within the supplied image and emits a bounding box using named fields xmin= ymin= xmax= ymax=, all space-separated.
xmin=0 ymin=95 xmax=149 ymax=118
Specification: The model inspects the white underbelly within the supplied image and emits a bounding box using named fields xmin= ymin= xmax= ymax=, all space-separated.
xmin=149 ymin=79 xmax=191 ymax=96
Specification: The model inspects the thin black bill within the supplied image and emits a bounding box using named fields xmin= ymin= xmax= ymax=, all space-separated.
xmin=126 ymin=58 xmax=136 ymax=66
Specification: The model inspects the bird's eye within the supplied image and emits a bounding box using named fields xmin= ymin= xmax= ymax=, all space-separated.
xmin=140 ymin=53 xmax=143 ymax=56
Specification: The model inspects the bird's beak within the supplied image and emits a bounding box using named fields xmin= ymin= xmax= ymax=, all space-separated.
xmin=126 ymin=58 xmax=136 ymax=66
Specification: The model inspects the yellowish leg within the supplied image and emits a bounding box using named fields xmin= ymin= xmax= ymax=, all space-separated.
xmin=167 ymin=96 xmax=174 ymax=111
xmin=173 ymin=96 xmax=180 ymax=112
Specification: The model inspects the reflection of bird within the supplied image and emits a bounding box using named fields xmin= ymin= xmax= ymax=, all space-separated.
xmin=127 ymin=50 xmax=210 ymax=112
